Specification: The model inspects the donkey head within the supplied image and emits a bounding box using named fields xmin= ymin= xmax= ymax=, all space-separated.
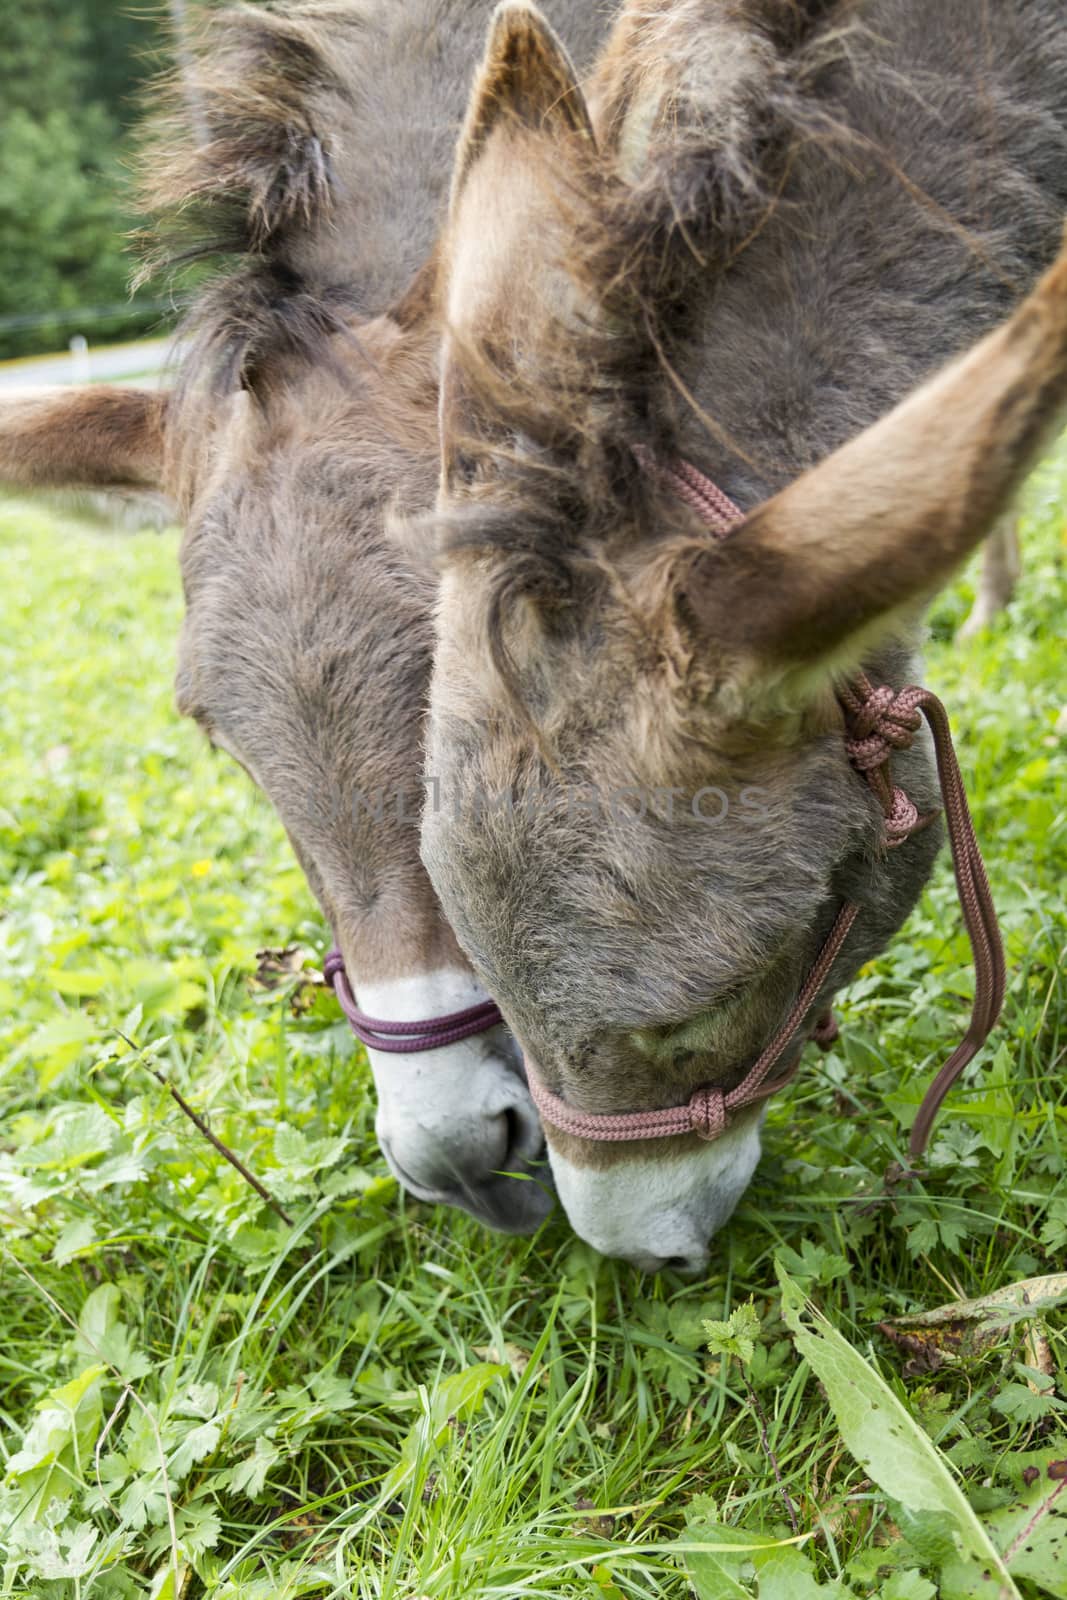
xmin=421 ymin=3 xmax=1067 ymax=1269
xmin=0 ymin=343 xmax=551 ymax=1235
xmin=169 ymin=333 xmax=551 ymax=1234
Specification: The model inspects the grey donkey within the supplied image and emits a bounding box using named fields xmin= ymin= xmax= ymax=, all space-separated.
xmin=0 ymin=0 xmax=611 ymax=1234
xmin=420 ymin=0 xmax=1067 ymax=1269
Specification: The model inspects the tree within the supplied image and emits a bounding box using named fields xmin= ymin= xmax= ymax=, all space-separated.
xmin=0 ymin=1 xmax=173 ymax=359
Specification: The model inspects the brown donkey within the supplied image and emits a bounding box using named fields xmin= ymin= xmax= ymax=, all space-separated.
xmin=0 ymin=0 xmax=609 ymax=1234
xmin=421 ymin=0 xmax=1067 ymax=1269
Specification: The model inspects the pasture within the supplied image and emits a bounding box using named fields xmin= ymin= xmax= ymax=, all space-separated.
xmin=0 ymin=463 xmax=1065 ymax=1596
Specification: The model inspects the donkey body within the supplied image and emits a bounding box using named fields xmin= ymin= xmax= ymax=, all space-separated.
xmin=0 ymin=0 xmax=609 ymax=1234
xmin=421 ymin=0 xmax=1067 ymax=1267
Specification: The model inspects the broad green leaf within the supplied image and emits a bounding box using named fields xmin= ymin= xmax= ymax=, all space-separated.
xmin=979 ymin=1456 xmax=1067 ymax=1598
xmin=751 ymin=1545 xmax=857 ymax=1598
xmin=78 ymin=1282 xmax=121 ymax=1348
xmin=683 ymin=1516 xmax=750 ymax=1600
xmin=683 ymin=1506 xmax=815 ymax=1600
xmin=777 ymin=1267 xmax=1020 ymax=1600
xmin=176 ymin=1382 xmax=219 ymax=1420
xmin=888 ymin=1275 xmax=1067 ymax=1330
xmin=52 ymin=1363 xmax=108 ymax=1414
xmin=12 ymin=1014 xmax=100 ymax=1084
xmin=882 ymin=1574 xmax=937 ymax=1600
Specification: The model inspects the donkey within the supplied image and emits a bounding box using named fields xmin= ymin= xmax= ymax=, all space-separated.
xmin=419 ymin=0 xmax=1067 ymax=1270
xmin=0 ymin=0 xmax=610 ymax=1234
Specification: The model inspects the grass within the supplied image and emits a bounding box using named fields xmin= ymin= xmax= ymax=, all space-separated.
xmin=0 ymin=456 xmax=1064 ymax=1599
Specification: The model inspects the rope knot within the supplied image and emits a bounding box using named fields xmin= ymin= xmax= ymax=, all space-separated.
xmin=844 ymin=683 xmax=923 ymax=773
xmin=883 ymin=786 xmax=922 ymax=846
xmin=687 ymin=1085 xmax=728 ymax=1141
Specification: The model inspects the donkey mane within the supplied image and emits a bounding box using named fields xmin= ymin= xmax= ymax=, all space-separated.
xmin=137 ymin=2 xmax=382 ymax=396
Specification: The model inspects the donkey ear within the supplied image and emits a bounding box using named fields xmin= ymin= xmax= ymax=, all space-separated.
xmin=682 ymin=236 xmax=1067 ymax=674
xmin=450 ymin=2 xmax=593 ymax=208
xmin=0 ymin=386 xmax=168 ymax=493
xmin=440 ymin=4 xmax=595 ymax=486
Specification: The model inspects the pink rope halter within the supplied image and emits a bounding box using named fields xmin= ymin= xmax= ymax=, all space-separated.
xmin=323 ymin=949 xmax=504 ymax=1053
xmin=525 ymin=460 xmax=1006 ymax=1160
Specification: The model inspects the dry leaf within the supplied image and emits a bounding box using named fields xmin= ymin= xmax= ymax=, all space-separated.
xmin=251 ymin=946 xmax=319 ymax=989
xmin=882 ymin=1274 xmax=1067 ymax=1373
xmin=472 ymin=1342 xmax=542 ymax=1383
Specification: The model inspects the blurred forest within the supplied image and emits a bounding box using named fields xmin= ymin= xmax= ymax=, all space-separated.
xmin=0 ymin=3 xmax=184 ymax=359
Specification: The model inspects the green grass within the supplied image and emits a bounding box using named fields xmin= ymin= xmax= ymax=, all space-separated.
xmin=0 ymin=459 xmax=1064 ymax=1600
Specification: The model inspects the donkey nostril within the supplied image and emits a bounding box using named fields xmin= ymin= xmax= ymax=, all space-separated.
xmin=664 ymin=1253 xmax=704 ymax=1274
xmin=629 ymin=1248 xmax=709 ymax=1275
xmin=498 ymin=1106 xmax=525 ymax=1171
xmin=493 ymin=1101 xmax=545 ymax=1173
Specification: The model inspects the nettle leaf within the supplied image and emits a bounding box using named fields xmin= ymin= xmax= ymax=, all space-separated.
xmin=777 ymin=1268 xmax=1021 ymax=1599
xmin=21 ymin=1103 xmax=116 ymax=1173
xmin=272 ymin=1124 xmax=348 ymax=1192
xmin=703 ymin=1301 xmax=762 ymax=1366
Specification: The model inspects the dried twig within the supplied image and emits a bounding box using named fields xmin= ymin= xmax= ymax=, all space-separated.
xmin=118 ymin=1031 xmax=293 ymax=1226
xmin=743 ymin=1375 xmax=800 ymax=1536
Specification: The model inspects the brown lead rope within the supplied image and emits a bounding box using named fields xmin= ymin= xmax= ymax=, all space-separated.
xmin=837 ymin=673 xmax=1006 ymax=1155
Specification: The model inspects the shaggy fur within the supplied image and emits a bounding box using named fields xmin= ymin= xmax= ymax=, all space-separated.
xmin=0 ymin=0 xmax=612 ymax=1236
xmin=422 ymin=0 xmax=1067 ymax=1241
xmin=139 ymin=0 xmax=609 ymax=395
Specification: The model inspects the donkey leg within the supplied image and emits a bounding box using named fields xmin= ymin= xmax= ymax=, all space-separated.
xmin=959 ymin=516 xmax=1021 ymax=637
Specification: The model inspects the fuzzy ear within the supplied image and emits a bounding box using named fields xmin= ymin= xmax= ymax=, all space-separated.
xmin=440 ymin=3 xmax=595 ymax=486
xmin=451 ymin=2 xmax=593 ymax=204
xmin=0 ymin=386 xmax=168 ymax=493
xmin=680 ymin=235 xmax=1067 ymax=672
